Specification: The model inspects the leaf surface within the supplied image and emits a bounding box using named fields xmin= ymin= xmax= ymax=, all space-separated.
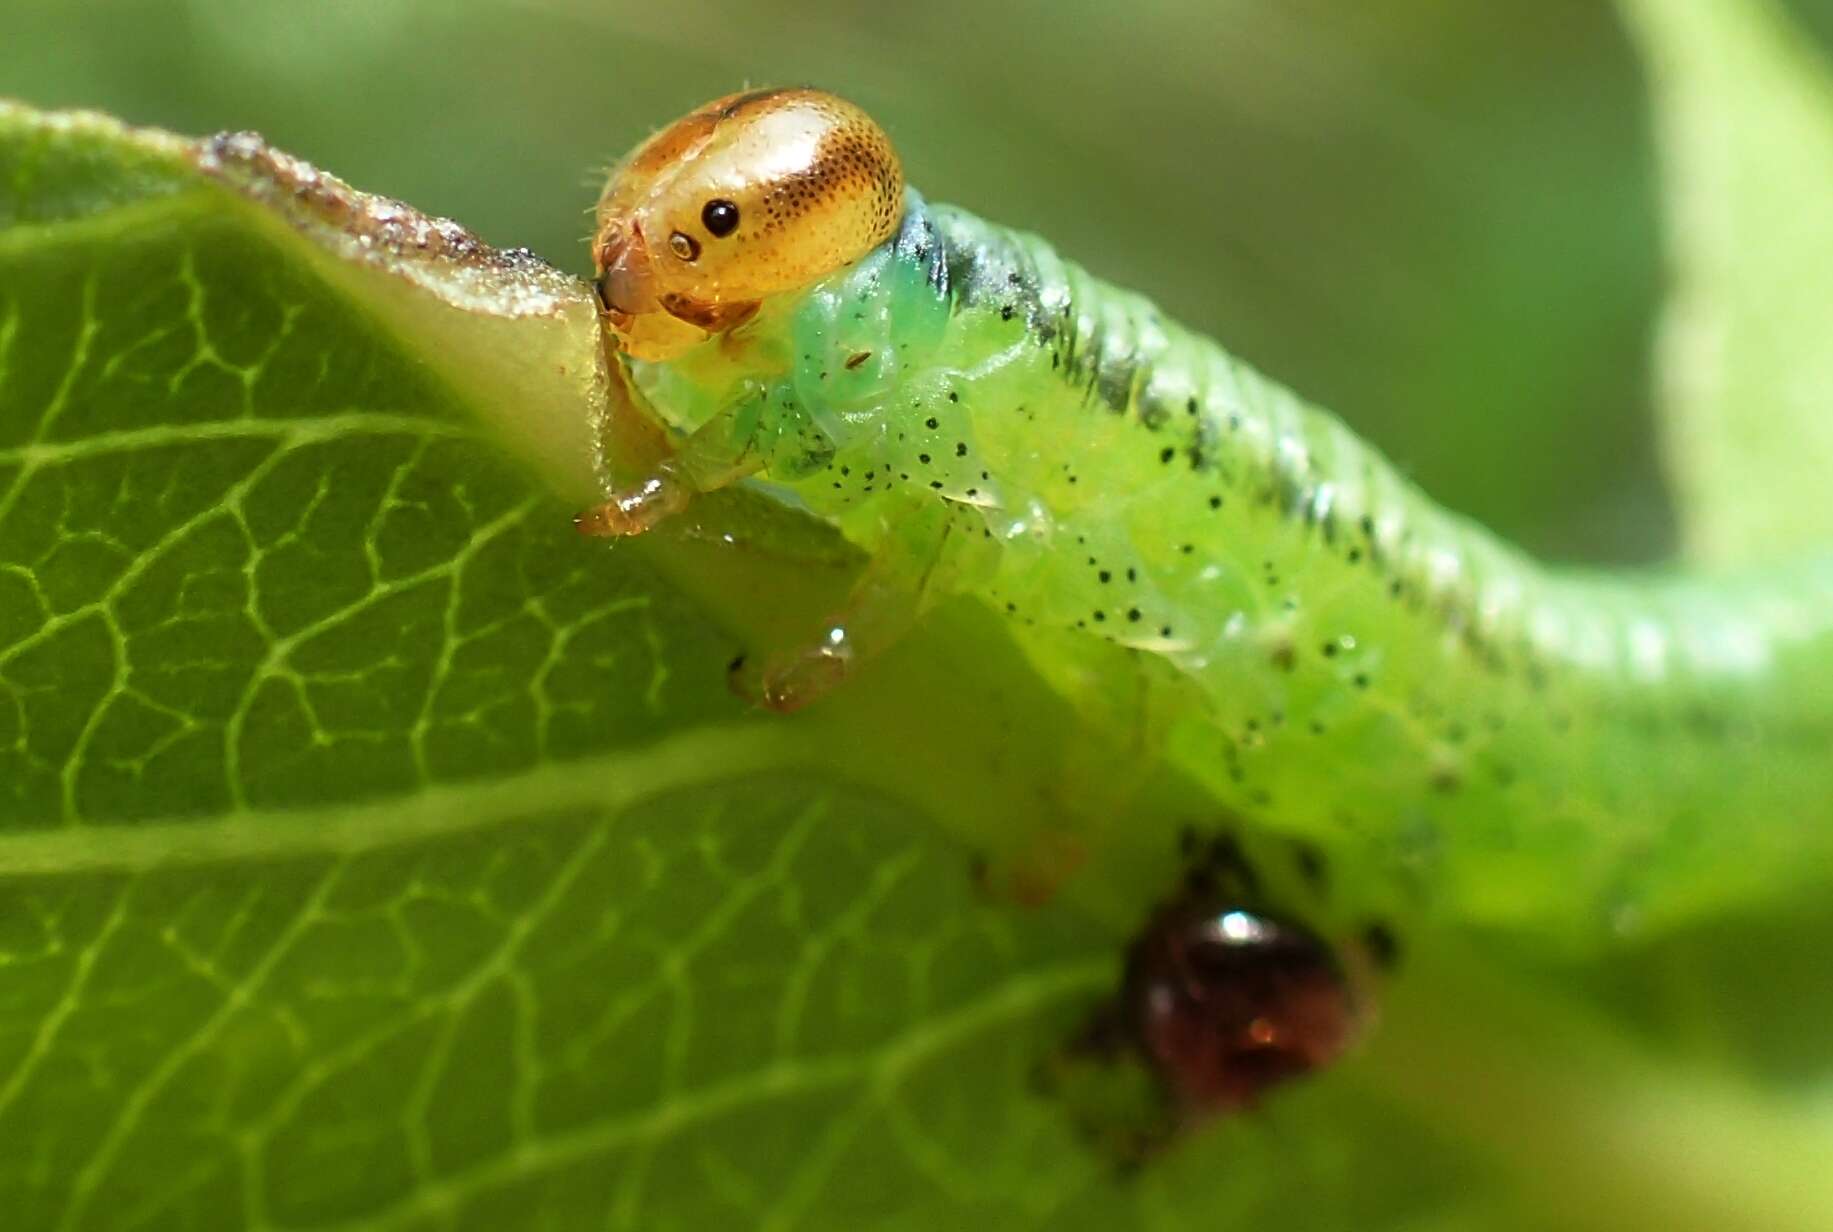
xmin=2 ymin=97 xmax=1831 ymax=1232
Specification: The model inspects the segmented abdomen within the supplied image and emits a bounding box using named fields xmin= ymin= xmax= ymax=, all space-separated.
xmin=911 ymin=198 xmax=1833 ymax=940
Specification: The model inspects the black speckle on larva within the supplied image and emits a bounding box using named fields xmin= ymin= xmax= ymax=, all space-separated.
xmin=1292 ymin=842 xmax=1327 ymax=889
xmin=1363 ymin=923 xmax=1400 ymax=969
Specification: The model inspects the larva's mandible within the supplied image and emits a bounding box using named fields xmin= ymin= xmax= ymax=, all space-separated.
xmin=579 ymin=88 xmax=1833 ymax=942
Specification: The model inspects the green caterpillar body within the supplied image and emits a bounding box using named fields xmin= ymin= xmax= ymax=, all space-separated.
xmin=626 ymin=190 xmax=1833 ymax=940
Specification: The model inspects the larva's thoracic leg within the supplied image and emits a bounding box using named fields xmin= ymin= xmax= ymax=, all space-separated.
xmin=739 ymin=499 xmax=1000 ymax=712
xmin=574 ymin=389 xmax=771 ymax=537
xmin=573 ymin=468 xmax=693 ymax=537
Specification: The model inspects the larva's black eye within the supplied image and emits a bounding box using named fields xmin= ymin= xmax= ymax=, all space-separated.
xmin=668 ymin=231 xmax=700 ymax=262
xmin=701 ymin=199 xmax=739 ymax=237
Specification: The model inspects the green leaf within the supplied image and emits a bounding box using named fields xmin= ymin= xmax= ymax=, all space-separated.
xmin=3 ymin=100 xmax=1832 ymax=1232
xmin=1620 ymin=0 xmax=1833 ymax=563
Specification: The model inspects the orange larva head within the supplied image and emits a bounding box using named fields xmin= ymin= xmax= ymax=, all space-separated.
xmin=593 ymin=88 xmax=905 ymax=361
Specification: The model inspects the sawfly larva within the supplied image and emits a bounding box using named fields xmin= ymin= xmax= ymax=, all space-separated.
xmin=578 ymin=88 xmax=1833 ymax=942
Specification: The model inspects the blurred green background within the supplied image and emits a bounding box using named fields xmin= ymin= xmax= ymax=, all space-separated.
xmin=8 ymin=0 xmax=1833 ymax=564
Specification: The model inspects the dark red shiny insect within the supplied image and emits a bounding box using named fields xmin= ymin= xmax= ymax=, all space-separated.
xmin=1121 ymin=901 xmax=1359 ymax=1115
xmin=1044 ymin=835 xmax=1381 ymax=1160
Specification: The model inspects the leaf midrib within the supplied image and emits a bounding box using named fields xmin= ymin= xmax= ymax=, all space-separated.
xmin=0 ymin=191 xmax=201 ymax=257
xmin=0 ymin=720 xmax=896 ymax=870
